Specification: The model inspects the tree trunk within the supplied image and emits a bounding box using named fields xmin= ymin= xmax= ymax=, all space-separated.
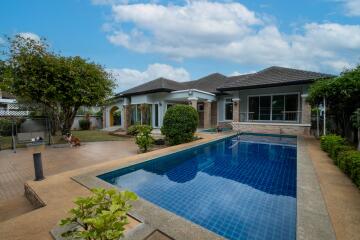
xmin=61 ymin=106 xmax=79 ymax=135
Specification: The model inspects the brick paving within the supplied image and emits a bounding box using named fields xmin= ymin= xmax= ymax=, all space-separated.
xmin=0 ymin=140 xmax=139 ymax=201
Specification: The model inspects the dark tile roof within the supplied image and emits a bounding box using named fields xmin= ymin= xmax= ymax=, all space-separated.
xmin=119 ymin=77 xmax=185 ymax=96
xmin=217 ymin=66 xmax=333 ymax=91
xmin=118 ymin=73 xmax=227 ymax=96
xmin=117 ymin=66 xmax=334 ymax=97
xmin=182 ymin=73 xmax=227 ymax=94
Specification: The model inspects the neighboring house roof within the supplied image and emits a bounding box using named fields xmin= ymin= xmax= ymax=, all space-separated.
xmin=217 ymin=66 xmax=333 ymax=91
xmin=119 ymin=77 xmax=185 ymax=96
xmin=0 ymin=91 xmax=16 ymax=99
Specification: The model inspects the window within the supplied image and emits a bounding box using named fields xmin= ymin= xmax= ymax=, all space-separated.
xmin=248 ymin=94 xmax=299 ymax=121
xmin=197 ymin=103 xmax=204 ymax=112
xmin=225 ymin=98 xmax=233 ymax=120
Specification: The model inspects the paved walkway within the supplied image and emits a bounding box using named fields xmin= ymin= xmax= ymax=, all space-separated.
xmin=306 ymin=137 xmax=360 ymax=240
xmin=0 ymin=140 xmax=138 ymax=201
xmin=0 ymin=140 xmax=139 ymax=221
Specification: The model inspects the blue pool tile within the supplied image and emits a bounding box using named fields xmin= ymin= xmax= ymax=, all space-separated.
xmin=99 ymin=134 xmax=297 ymax=240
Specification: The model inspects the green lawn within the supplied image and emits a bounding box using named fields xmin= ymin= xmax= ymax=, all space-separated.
xmin=0 ymin=130 xmax=126 ymax=150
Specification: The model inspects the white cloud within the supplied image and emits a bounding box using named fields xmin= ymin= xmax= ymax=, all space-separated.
xmin=343 ymin=0 xmax=360 ymax=16
xmin=18 ymin=32 xmax=41 ymax=42
xmin=108 ymin=63 xmax=191 ymax=92
xmin=103 ymin=2 xmax=360 ymax=73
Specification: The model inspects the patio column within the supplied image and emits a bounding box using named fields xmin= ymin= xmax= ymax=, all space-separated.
xmin=204 ymin=100 xmax=212 ymax=129
xmin=123 ymin=104 xmax=131 ymax=130
xmin=232 ymin=98 xmax=240 ymax=122
xmin=301 ymin=94 xmax=311 ymax=124
xmin=188 ymin=97 xmax=198 ymax=109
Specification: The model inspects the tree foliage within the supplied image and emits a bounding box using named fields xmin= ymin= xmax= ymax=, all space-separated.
xmin=0 ymin=35 xmax=115 ymax=134
xmin=307 ymin=65 xmax=360 ymax=136
xmin=161 ymin=104 xmax=199 ymax=145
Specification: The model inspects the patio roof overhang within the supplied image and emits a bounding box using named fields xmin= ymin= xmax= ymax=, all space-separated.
xmin=168 ymin=89 xmax=216 ymax=102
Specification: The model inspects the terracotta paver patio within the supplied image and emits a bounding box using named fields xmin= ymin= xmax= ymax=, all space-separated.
xmin=0 ymin=139 xmax=139 ymax=221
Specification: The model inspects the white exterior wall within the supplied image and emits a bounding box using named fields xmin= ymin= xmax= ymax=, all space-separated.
xmin=104 ymin=83 xmax=311 ymax=129
xmin=218 ymin=85 xmax=309 ymax=123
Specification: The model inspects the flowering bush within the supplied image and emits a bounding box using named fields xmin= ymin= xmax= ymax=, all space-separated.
xmin=135 ymin=125 xmax=153 ymax=152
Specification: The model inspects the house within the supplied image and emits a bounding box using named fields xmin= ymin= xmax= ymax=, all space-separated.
xmin=103 ymin=66 xmax=333 ymax=135
xmin=0 ymin=90 xmax=18 ymax=116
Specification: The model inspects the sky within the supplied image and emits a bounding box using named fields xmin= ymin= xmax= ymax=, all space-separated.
xmin=1 ymin=0 xmax=360 ymax=93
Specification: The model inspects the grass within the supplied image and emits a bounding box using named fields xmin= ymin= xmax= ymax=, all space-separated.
xmin=0 ymin=130 xmax=126 ymax=150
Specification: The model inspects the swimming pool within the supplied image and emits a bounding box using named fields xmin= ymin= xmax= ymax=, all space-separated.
xmin=99 ymin=133 xmax=297 ymax=240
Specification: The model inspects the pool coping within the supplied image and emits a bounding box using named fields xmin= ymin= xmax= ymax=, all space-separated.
xmin=62 ymin=134 xmax=335 ymax=240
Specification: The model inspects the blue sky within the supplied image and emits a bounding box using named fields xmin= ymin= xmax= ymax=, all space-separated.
xmin=1 ymin=0 xmax=360 ymax=92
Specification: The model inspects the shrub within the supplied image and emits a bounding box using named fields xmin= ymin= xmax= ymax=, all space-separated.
xmin=135 ymin=125 xmax=153 ymax=152
xmin=161 ymin=104 xmax=199 ymax=146
xmin=127 ymin=124 xmax=140 ymax=136
xmin=338 ymin=150 xmax=360 ymax=177
xmin=60 ymin=188 xmax=137 ymax=240
xmin=79 ymin=119 xmax=91 ymax=130
xmin=320 ymin=134 xmax=345 ymax=153
xmin=350 ymin=155 xmax=360 ymax=187
xmin=0 ymin=119 xmax=13 ymax=136
xmin=330 ymin=144 xmax=354 ymax=164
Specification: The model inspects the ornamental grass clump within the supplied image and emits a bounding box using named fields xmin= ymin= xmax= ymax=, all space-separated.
xmin=60 ymin=188 xmax=137 ymax=240
xmin=161 ymin=104 xmax=199 ymax=145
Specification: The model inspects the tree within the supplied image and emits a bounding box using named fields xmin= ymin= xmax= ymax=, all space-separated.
xmin=307 ymin=65 xmax=360 ymax=138
xmin=161 ymin=104 xmax=199 ymax=145
xmin=0 ymin=35 xmax=115 ymax=134
xmin=351 ymin=108 xmax=360 ymax=151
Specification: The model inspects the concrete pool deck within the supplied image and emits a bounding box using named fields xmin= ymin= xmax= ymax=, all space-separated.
xmin=0 ymin=134 xmax=358 ymax=239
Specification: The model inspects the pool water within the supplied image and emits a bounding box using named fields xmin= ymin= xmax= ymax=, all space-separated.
xmin=99 ymin=134 xmax=297 ymax=240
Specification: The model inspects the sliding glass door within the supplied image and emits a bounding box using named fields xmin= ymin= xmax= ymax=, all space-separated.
xmin=248 ymin=93 xmax=299 ymax=122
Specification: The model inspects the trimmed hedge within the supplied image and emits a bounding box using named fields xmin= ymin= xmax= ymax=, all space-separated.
xmin=161 ymin=104 xmax=199 ymax=145
xmin=320 ymin=134 xmax=345 ymax=152
xmin=320 ymin=135 xmax=360 ymax=188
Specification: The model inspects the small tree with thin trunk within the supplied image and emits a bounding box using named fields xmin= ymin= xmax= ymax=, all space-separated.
xmin=0 ymin=35 xmax=114 ymax=134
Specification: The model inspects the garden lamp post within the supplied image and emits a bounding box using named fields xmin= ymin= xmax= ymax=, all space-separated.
xmin=27 ymin=140 xmax=45 ymax=181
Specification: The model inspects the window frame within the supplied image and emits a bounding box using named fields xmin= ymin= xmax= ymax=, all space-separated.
xmin=247 ymin=92 xmax=300 ymax=122
xmin=224 ymin=98 xmax=233 ymax=121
